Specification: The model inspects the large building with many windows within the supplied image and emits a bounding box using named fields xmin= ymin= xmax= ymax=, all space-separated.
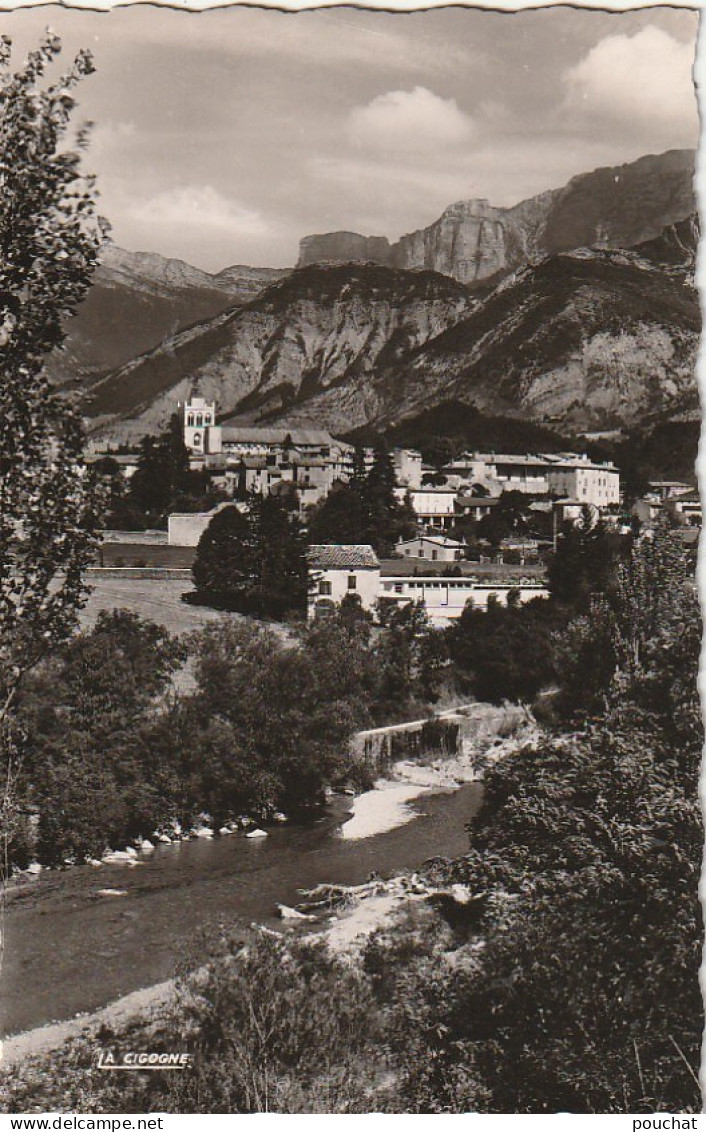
xmin=543 ymin=454 xmax=620 ymax=508
xmin=441 ymin=450 xmax=620 ymax=507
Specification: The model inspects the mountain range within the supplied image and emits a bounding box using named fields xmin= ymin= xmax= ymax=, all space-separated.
xmin=298 ymin=149 xmax=696 ymax=284
xmin=51 ymin=245 xmax=287 ymax=388
xmin=52 ymin=148 xmax=697 ymax=444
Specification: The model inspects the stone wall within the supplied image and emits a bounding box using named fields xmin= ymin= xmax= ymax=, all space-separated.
xmin=352 ymin=703 xmax=525 ymax=775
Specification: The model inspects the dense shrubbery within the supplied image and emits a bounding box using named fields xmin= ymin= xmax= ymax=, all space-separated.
xmin=447 ymin=595 xmax=561 ymax=704
xmin=360 ymin=527 xmax=702 ymax=1113
xmin=6 ymin=516 xmax=664 ymax=866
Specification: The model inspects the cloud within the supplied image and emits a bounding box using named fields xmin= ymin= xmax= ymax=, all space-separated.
xmin=129 ymin=185 xmax=269 ymax=238
xmin=348 ymin=87 xmax=474 ymax=153
xmin=562 ymin=26 xmax=696 ymax=137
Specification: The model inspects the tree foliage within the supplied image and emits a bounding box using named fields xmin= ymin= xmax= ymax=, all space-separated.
xmin=308 ymin=444 xmax=416 ymax=557
xmin=103 ymin=415 xmax=228 ymax=530
xmin=547 ymin=512 xmax=626 ymax=611
xmin=365 ymin=529 xmax=702 ymax=1114
xmin=447 ymin=596 xmax=560 ymax=704
xmin=0 ymin=34 xmax=107 ymax=713
xmin=192 ymin=495 xmax=308 ymax=618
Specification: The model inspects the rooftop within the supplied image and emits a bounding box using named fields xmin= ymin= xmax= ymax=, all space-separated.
xmin=398 ymin=535 xmax=466 ymax=548
xmin=443 ymin=450 xmax=618 ymax=473
xmin=648 ymin=480 xmax=693 ymax=490
xmin=408 ymin=486 xmax=459 ymax=495
xmin=219 ymin=424 xmax=334 ymax=447
xmin=543 ymin=453 xmax=618 ymax=471
xmin=308 ymin=544 xmax=380 ymax=569
xmin=456 ymin=494 xmax=500 ymax=507
xmin=669 ymin=489 xmax=701 ymax=503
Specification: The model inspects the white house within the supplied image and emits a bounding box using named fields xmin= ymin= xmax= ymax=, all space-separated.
xmin=664 ymin=489 xmax=701 ymax=527
xmin=393 ymin=448 xmax=423 ymax=490
xmin=444 ymin=453 xmax=551 ymax=495
xmin=396 ymin=535 xmax=465 ymax=562
xmin=545 ymin=455 xmax=620 ymax=508
xmin=401 ymin=487 xmax=458 ymax=530
xmin=633 ymin=495 xmax=664 ymax=529
xmin=647 ymin=480 xmax=694 ymax=500
xmin=307 ymin=544 xmax=381 ymax=619
xmin=454 ymin=493 xmax=500 ymax=522
xmin=483 ymin=454 xmax=552 ymax=494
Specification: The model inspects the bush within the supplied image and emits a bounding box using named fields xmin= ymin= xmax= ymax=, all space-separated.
xmin=158 ymin=931 xmax=382 ymax=1113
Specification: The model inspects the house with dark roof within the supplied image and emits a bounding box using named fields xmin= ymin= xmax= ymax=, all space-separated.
xmin=307 ymin=544 xmax=380 ymax=619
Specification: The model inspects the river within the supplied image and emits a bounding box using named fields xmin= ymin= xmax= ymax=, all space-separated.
xmin=1 ymin=782 xmax=481 ymax=1038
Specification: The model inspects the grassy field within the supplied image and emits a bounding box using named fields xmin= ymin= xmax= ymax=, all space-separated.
xmin=80 ymin=576 xmax=233 ymax=637
xmin=79 ymin=576 xmax=293 ymax=692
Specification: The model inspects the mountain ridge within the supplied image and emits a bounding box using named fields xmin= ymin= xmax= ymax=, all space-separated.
xmin=298 ymin=149 xmax=695 ymax=284
xmin=82 ymin=214 xmax=699 ymax=444
xmin=49 ymin=246 xmax=290 ymax=387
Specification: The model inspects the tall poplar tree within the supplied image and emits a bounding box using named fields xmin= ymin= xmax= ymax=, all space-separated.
xmin=0 ymin=32 xmax=106 ymax=718
xmin=0 ymin=34 xmax=106 ymax=869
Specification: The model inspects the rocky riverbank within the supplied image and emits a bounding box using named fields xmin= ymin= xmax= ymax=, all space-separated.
xmin=342 ymin=704 xmax=538 ymax=841
xmin=1 ymin=711 xmax=537 ymax=1072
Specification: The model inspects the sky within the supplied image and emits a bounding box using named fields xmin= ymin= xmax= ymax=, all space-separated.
xmin=1 ymin=5 xmax=699 ymax=271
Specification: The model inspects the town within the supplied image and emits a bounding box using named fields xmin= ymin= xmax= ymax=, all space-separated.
xmin=86 ymin=393 xmax=699 ymax=626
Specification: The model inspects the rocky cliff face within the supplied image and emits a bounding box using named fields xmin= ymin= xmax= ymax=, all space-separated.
xmin=274 ymin=222 xmax=700 ymax=433
xmin=84 ymin=219 xmax=698 ymax=444
xmin=297 ymin=149 xmax=696 ymax=285
xmin=83 ymin=264 xmax=473 ymax=442
xmin=297 ymin=232 xmax=393 ymax=268
xmin=49 ymin=246 xmax=289 ymax=387
xmin=392 ymin=199 xmax=507 ymax=283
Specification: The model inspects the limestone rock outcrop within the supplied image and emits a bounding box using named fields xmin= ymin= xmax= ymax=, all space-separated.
xmin=297 ymin=149 xmax=696 ymax=285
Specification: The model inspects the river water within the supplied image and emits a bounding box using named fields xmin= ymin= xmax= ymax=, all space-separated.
xmin=1 ymin=783 xmax=481 ymax=1037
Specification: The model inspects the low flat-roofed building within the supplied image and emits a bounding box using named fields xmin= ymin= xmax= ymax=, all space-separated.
xmin=379 ymin=571 xmax=548 ymax=625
